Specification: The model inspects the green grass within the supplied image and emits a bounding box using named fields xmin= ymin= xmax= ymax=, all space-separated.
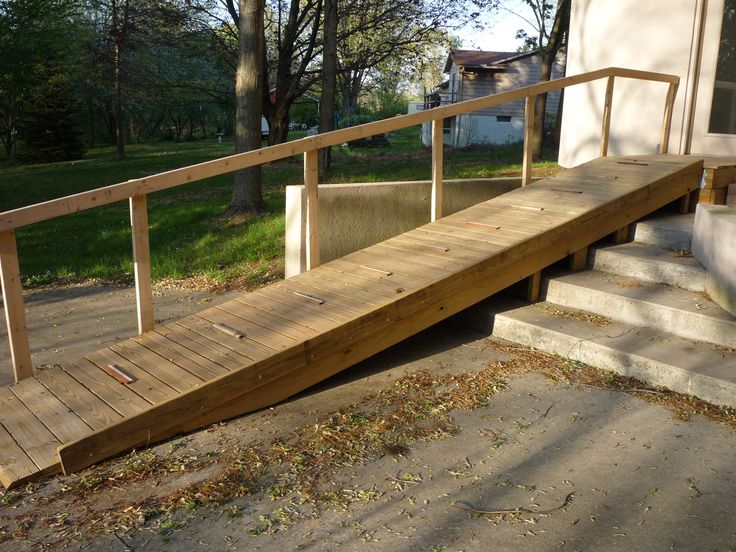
xmin=0 ymin=127 xmax=558 ymax=289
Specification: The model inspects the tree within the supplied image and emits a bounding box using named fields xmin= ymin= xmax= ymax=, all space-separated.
xmin=319 ymin=0 xmax=337 ymax=172
xmin=336 ymin=0 xmax=463 ymax=117
xmin=529 ymin=0 xmax=569 ymax=156
xmin=491 ymin=0 xmax=570 ymax=156
xmin=0 ymin=0 xmax=84 ymax=157
xmin=20 ymin=67 xmax=87 ymax=162
xmin=263 ymin=0 xmax=323 ymax=145
xmin=227 ymin=0 xmax=267 ymax=216
xmin=82 ymin=0 xmax=191 ymax=157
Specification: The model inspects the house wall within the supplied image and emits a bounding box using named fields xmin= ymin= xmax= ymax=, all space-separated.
xmin=460 ymin=54 xmax=566 ymax=119
xmin=559 ymin=0 xmax=703 ymax=167
xmin=420 ymin=53 xmax=565 ymax=148
xmin=454 ymin=114 xmax=525 ymax=146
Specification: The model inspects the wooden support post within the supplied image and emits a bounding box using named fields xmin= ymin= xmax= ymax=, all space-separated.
xmin=527 ymin=270 xmax=542 ymax=302
xmin=304 ymin=149 xmax=320 ymax=270
xmin=677 ymin=192 xmax=691 ymax=214
xmin=431 ymin=119 xmax=444 ymax=221
xmin=660 ymin=81 xmax=678 ymax=154
xmin=600 ymin=76 xmax=615 ymax=157
xmin=611 ymin=225 xmax=630 ymax=244
xmin=0 ymin=230 xmax=33 ymax=381
xmin=522 ymin=95 xmax=535 ymax=187
xmin=688 ymin=190 xmax=700 ymax=211
xmin=569 ymin=246 xmax=588 ymax=271
xmin=130 ymin=195 xmax=154 ymax=334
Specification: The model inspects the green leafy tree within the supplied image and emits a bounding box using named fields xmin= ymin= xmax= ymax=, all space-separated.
xmin=0 ymin=0 xmax=84 ymax=157
xmin=479 ymin=0 xmax=570 ymax=154
xmin=20 ymin=69 xmax=87 ymax=162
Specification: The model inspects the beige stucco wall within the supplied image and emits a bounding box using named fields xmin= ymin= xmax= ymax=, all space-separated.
xmin=285 ymin=178 xmax=524 ymax=277
xmin=692 ymin=204 xmax=736 ymax=316
xmin=559 ymin=0 xmax=701 ymax=167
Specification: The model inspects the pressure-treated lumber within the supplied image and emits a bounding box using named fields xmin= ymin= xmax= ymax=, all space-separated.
xmin=304 ymin=149 xmax=320 ymax=270
xmin=660 ymin=82 xmax=678 ymax=154
xmin=431 ymin=119 xmax=444 ymax=221
xmin=0 ymin=230 xmax=33 ymax=382
xmin=130 ymin=195 xmax=154 ymax=334
xmin=0 ymin=155 xmax=702 ymax=488
xmin=600 ymin=76 xmax=615 ymax=156
xmin=611 ymin=225 xmax=630 ymax=244
xmin=569 ymin=246 xmax=589 ymax=271
xmin=54 ymin=155 xmax=700 ymax=478
xmin=527 ymin=271 xmax=542 ymax=302
xmin=522 ymin=96 xmax=535 ymax=187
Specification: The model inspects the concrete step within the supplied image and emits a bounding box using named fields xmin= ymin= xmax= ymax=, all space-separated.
xmin=631 ymin=213 xmax=694 ymax=251
xmin=542 ymin=270 xmax=736 ymax=348
xmin=590 ymin=242 xmax=706 ymax=292
xmin=492 ymin=301 xmax=736 ymax=408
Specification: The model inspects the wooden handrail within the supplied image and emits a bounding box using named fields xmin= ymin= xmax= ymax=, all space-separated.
xmin=0 ymin=66 xmax=680 ymax=382
xmin=522 ymin=95 xmax=536 ymax=186
xmin=600 ymin=76 xmax=615 ymax=156
xmin=0 ymin=67 xmax=679 ymax=233
xmin=431 ymin=119 xmax=443 ymax=221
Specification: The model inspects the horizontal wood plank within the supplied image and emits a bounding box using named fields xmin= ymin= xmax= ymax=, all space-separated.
xmin=35 ymin=368 xmax=124 ymax=431
xmin=0 ymin=388 xmax=60 ymax=470
xmin=10 ymin=378 xmax=91 ymax=443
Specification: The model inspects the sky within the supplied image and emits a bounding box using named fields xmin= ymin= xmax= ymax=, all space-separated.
xmin=455 ymin=1 xmax=540 ymax=52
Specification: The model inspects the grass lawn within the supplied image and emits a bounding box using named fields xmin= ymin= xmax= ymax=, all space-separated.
xmin=0 ymin=127 xmax=559 ymax=290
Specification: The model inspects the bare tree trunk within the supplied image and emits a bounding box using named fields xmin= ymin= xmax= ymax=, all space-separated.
xmin=113 ymin=40 xmax=125 ymax=159
xmin=267 ymin=103 xmax=290 ymax=145
xmin=532 ymin=0 xmax=570 ymax=157
xmin=227 ymin=0 xmax=267 ymax=216
xmin=319 ymin=0 xmax=338 ymax=172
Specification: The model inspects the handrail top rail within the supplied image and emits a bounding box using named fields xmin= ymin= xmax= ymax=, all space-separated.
xmin=0 ymin=66 xmax=679 ymax=233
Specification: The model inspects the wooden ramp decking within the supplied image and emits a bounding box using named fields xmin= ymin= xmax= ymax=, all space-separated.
xmin=0 ymin=155 xmax=703 ymax=488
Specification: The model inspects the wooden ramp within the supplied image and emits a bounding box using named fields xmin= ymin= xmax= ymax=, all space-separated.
xmin=0 ymin=155 xmax=702 ymax=488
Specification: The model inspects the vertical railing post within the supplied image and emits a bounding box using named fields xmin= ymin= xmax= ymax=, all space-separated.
xmin=522 ymin=95 xmax=536 ymax=187
xmin=130 ymin=195 xmax=154 ymax=334
xmin=600 ymin=76 xmax=615 ymax=156
xmin=431 ymin=119 xmax=444 ymax=221
xmin=304 ymin=148 xmax=320 ymax=270
xmin=660 ymin=81 xmax=679 ymax=154
xmin=0 ymin=229 xmax=33 ymax=381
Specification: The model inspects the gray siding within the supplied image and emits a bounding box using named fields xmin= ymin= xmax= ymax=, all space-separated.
xmin=458 ymin=54 xmax=566 ymax=118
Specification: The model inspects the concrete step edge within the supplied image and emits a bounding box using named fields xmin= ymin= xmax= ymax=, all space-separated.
xmin=542 ymin=272 xmax=736 ymax=348
xmin=590 ymin=243 xmax=706 ymax=292
xmin=492 ymin=304 xmax=736 ymax=408
xmin=630 ymin=214 xmax=694 ymax=251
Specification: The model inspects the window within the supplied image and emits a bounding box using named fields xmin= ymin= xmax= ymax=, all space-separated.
xmin=496 ymin=116 xmax=512 ymax=123
xmin=443 ymin=116 xmax=454 ymax=134
xmin=708 ymin=0 xmax=736 ymax=134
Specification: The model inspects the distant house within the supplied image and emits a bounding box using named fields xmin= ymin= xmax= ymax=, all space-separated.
xmin=421 ymin=50 xmax=566 ymax=147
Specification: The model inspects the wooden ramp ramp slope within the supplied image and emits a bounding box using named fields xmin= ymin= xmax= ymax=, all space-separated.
xmin=0 ymin=155 xmax=702 ymax=488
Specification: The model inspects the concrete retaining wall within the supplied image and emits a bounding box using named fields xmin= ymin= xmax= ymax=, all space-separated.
xmin=692 ymin=204 xmax=736 ymax=316
xmin=285 ymin=177 xmax=523 ymax=277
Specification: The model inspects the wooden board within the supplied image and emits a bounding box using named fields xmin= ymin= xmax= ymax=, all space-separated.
xmin=0 ymin=154 xmax=704 ymax=487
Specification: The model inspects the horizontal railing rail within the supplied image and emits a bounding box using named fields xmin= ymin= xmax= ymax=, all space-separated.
xmin=0 ymin=66 xmax=680 ymax=382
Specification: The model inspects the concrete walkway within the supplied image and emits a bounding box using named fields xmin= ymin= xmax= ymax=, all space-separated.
xmin=54 ymin=324 xmax=736 ymax=552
